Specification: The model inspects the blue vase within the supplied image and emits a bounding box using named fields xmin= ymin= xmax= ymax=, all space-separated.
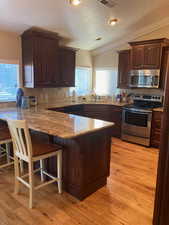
xmin=16 ymin=88 xmax=24 ymax=107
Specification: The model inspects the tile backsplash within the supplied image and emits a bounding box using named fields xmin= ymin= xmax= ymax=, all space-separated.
xmin=0 ymin=87 xmax=71 ymax=108
xmin=0 ymin=87 xmax=164 ymax=109
xmin=23 ymin=87 xmax=71 ymax=103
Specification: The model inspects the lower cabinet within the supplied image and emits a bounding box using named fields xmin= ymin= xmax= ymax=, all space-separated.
xmin=151 ymin=111 xmax=163 ymax=148
xmin=49 ymin=104 xmax=122 ymax=138
xmin=84 ymin=104 xmax=122 ymax=138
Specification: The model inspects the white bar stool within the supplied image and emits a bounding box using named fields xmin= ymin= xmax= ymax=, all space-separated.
xmin=0 ymin=127 xmax=13 ymax=169
xmin=7 ymin=120 xmax=62 ymax=209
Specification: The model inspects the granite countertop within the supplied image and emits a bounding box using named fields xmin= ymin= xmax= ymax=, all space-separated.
xmin=0 ymin=106 xmax=114 ymax=139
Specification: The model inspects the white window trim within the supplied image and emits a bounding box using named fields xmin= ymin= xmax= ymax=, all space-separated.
xmin=75 ymin=66 xmax=93 ymax=91
xmin=94 ymin=68 xmax=118 ymax=96
xmin=0 ymin=59 xmax=19 ymax=64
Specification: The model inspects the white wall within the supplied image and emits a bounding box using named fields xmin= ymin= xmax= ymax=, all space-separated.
xmin=0 ymin=31 xmax=20 ymax=63
xmin=76 ymin=50 xmax=93 ymax=68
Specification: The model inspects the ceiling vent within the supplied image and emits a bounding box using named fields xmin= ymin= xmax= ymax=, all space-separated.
xmin=97 ymin=0 xmax=116 ymax=8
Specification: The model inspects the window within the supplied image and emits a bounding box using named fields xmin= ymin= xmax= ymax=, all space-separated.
xmin=95 ymin=69 xmax=117 ymax=95
xmin=0 ymin=63 xmax=19 ymax=102
xmin=74 ymin=67 xmax=92 ymax=96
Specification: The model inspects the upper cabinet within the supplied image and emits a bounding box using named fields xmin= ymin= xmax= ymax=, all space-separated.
xmin=129 ymin=38 xmax=169 ymax=70
xmin=118 ymin=50 xmax=131 ymax=88
xmin=144 ymin=44 xmax=162 ymax=69
xmin=21 ymin=28 xmax=76 ymax=88
xmin=59 ymin=47 xmax=76 ymax=87
xmin=131 ymin=45 xmax=144 ymax=69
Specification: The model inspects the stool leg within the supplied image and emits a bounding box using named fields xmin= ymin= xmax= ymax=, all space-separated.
xmin=40 ymin=159 xmax=45 ymax=182
xmin=20 ymin=160 xmax=24 ymax=174
xmin=57 ymin=150 xmax=62 ymax=194
xmin=6 ymin=143 xmax=10 ymax=163
xmin=14 ymin=155 xmax=20 ymax=195
xmin=29 ymin=161 xmax=34 ymax=209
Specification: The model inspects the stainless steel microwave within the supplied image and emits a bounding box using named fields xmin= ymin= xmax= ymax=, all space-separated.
xmin=129 ymin=69 xmax=160 ymax=88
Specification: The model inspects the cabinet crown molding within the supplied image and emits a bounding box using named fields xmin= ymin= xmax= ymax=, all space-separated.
xmin=129 ymin=38 xmax=169 ymax=46
xmin=21 ymin=27 xmax=60 ymax=40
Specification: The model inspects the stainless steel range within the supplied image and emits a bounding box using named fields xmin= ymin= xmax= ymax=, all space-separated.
xmin=122 ymin=94 xmax=163 ymax=146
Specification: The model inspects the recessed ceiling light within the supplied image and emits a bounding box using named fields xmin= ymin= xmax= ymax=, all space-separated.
xmin=69 ymin=0 xmax=81 ymax=6
xmin=108 ymin=18 xmax=118 ymax=26
xmin=96 ymin=37 xmax=102 ymax=41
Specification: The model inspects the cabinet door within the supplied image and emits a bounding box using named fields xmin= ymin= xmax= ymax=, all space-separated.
xmin=34 ymin=37 xmax=59 ymax=87
xmin=109 ymin=106 xmax=122 ymax=138
xmin=151 ymin=111 xmax=162 ymax=148
xmin=84 ymin=104 xmax=122 ymax=138
xmin=46 ymin=38 xmax=59 ymax=86
xmin=118 ymin=50 xmax=130 ymax=88
xmin=131 ymin=45 xmax=144 ymax=69
xmin=34 ymin=37 xmax=49 ymax=87
xmin=22 ymin=38 xmax=34 ymax=88
xmin=59 ymin=48 xmax=75 ymax=87
xmin=144 ymin=44 xmax=162 ymax=69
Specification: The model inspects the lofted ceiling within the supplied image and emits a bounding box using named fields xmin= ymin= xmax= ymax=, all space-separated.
xmin=0 ymin=0 xmax=169 ymax=51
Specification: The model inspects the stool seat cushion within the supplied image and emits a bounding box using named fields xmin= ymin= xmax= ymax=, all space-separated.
xmin=31 ymin=134 xmax=61 ymax=157
xmin=0 ymin=128 xmax=11 ymax=142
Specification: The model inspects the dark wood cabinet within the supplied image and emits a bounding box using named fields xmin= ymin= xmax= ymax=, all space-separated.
xmin=108 ymin=105 xmax=122 ymax=138
xmin=131 ymin=45 xmax=144 ymax=69
xmin=160 ymin=47 xmax=169 ymax=89
xmin=144 ymin=44 xmax=162 ymax=69
xmin=21 ymin=28 xmax=76 ymax=88
xmin=83 ymin=104 xmax=122 ymax=138
xmin=129 ymin=38 xmax=169 ymax=70
xmin=59 ymin=47 xmax=76 ymax=87
xmin=151 ymin=111 xmax=163 ymax=148
xmin=118 ymin=50 xmax=131 ymax=88
xmin=49 ymin=104 xmax=122 ymax=138
xmin=22 ymin=28 xmax=60 ymax=88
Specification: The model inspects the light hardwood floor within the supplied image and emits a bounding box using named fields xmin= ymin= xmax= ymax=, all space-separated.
xmin=0 ymin=138 xmax=158 ymax=225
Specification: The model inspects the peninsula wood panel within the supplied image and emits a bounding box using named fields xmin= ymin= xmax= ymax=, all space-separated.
xmin=47 ymin=127 xmax=112 ymax=200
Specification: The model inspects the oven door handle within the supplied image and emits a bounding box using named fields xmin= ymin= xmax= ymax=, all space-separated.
xmin=123 ymin=109 xmax=152 ymax=115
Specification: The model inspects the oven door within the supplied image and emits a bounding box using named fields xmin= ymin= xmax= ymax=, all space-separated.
xmin=122 ymin=108 xmax=152 ymax=138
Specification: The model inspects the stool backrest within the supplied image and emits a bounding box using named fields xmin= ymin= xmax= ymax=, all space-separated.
xmin=7 ymin=120 xmax=32 ymax=159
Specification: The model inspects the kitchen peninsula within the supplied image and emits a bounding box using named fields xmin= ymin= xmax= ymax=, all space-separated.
xmin=0 ymin=106 xmax=114 ymax=200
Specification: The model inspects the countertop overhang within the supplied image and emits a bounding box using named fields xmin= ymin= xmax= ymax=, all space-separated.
xmin=0 ymin=104 xmax=114 ymax=139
